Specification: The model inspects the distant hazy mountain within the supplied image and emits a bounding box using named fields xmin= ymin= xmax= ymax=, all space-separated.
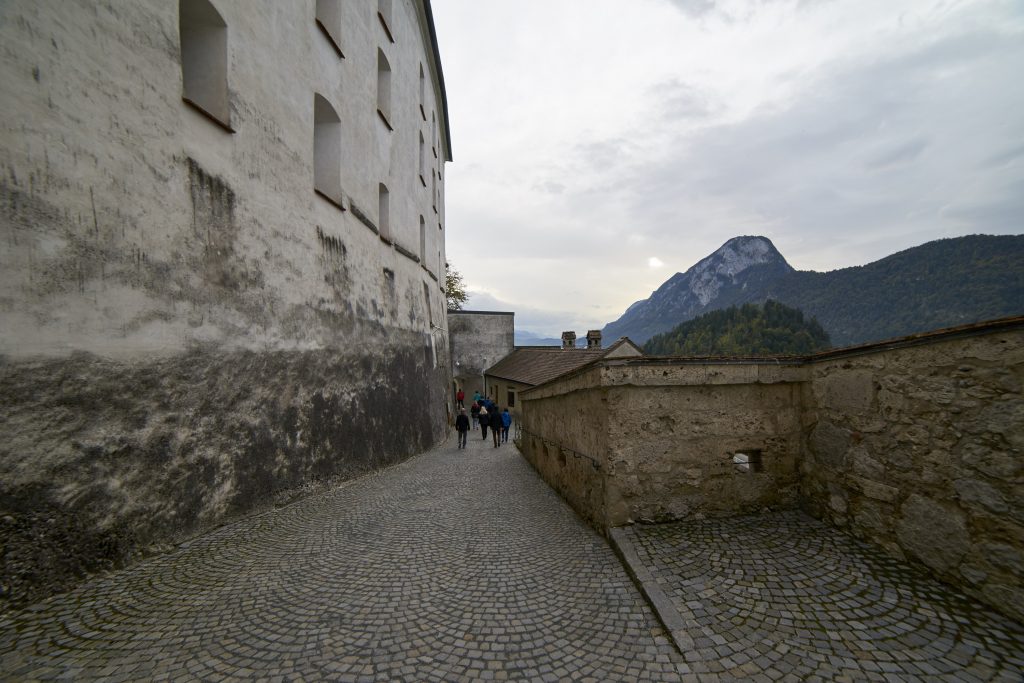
xmin=603 ymin=234 xmax=1024 ymax=347
xmin=514 ymin=330 xmax=582 ymax=347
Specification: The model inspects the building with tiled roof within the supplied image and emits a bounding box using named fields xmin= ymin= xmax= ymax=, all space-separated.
xmin=482 ymin=332 xmax=643 ymax=413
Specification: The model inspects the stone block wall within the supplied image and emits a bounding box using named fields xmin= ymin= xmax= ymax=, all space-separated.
xmin=518 ymin=361 xmax=807 ymax=528
xmin=517 ymin=367 xmax=607 ymax=528
xmin=448 ymin=311 xmax=515 ymax=401
xmin=518 ymin=319 xmax=1023 ymax=623
xmin=802 ymin=326 xmax=1024 ymax=623
xmin=604 ymin=377 xmax=804 ymax=526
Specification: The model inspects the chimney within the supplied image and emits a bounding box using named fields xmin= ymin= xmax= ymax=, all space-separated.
xmin=586 ymin=330 xmax=602 ymax=349
xmin=561 ymin=331 xmax=576 ymax=349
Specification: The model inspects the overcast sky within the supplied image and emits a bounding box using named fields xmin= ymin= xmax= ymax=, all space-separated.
xmin=430 ymin=0 xmax=1024 ymax=337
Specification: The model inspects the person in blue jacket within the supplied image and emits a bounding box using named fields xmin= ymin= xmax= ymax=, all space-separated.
xmin=497 ymin=409 xmax=509 ymax=446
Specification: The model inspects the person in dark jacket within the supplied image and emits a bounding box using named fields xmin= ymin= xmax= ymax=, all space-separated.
xmin=489 ymin=407 xmax=502 ymax=447
xmin=470 ymin=402 xmax=480 ymax=430
xmin=501 ymin=408 xmax=512 ymax=443
xmin=479 ymin=405 xmax=489 ymax=439
xmin=455 ymin=408 xmax=470 ymax=449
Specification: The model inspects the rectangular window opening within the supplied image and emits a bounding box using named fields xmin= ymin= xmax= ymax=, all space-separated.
xmin=733 ymin=449 xmax=764 ymax=474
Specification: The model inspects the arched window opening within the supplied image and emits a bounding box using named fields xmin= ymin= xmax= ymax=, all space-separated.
xmin=431 ymin=111 xmax=437 ymax=157
xmin=378 ymin=0 xmax=394 ymax=42
xmin=419 ymin=63 xmax=426 ymax=120
xmin=432 ymin=172 xmax=437 ymax=213
xmin=419 ymin=215 xmax=426 ymax=264
xmin=423 ymin=282 xmax=433 ymax=327
xmin=378 ymin=183 xmax=391 ymax=241
xmin=418 ymin=132 xmax=426 ymax=186
xmin=313 ymin=94 xmax=342 ymax=207
xmin=315 ymin=0 xmax=344 ymax=57
xmin=180 ymin=0 xmax=231 ymax=129
xmin=377 ymin=49 xmax=392 ymax=129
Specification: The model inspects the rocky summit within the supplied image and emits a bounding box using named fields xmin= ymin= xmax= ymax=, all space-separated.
xmin=603 ymin=236 xmax=795 ymax=344
xmin=602 ymin=234 xmax=1024 ymax=347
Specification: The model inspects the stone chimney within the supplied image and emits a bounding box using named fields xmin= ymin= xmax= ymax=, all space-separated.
xmin=586 ymin=330 xmax=602 ymax=349
xmin=561 ymin=331 xmax=576 ymax=349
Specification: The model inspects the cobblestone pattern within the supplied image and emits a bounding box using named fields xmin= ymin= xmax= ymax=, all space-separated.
xmin=0 ymin=436 xmax=683 ymax=682
xmin=625 ymin=511 xmax=1024 ymax=682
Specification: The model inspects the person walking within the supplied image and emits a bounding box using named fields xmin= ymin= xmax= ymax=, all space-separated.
xmin=455 ymin=408 xmax=469 ymax=449
xmin=479 ymin=405 xmax=489 ymax=440
xmin=489 ymin=407 xmax=502 ymax=448
xmin=501 ymin=408 xmax=512 ymax=443
xmin=473 ymin=390 xmax=481 ymax=405
xmin=470 ymin=402 xmax=480 ymax=430
xmin=456 ymin=388 xmax=465 ymax=409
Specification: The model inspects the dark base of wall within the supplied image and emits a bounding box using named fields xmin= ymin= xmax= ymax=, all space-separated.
xmin=0 ymin=341 xmax=447 ymax=613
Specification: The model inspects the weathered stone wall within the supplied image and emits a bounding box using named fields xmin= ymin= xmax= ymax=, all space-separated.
xmin=448 ymin=311 xmax=514 ymax=400
xmin=517 ymin=367 xmax=608 ymax=528
xmin=602 ymin=362 xmax=805 ymax=526
xmin=0 ymin=1 xmax=452 ymax=611
xmin=519 ymin=362 xmax=805 ymax=529
xmin=0 ymin=334 xmax=446 ymax=610
xmin=802 ymin=327 xmax=1024 ymax=623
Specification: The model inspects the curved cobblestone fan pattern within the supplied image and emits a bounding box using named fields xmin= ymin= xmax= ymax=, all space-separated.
xmin=625 ymin=512 xmax=1024 ymax=681
xmin=0 ymin=440 xmax=684 ymax=682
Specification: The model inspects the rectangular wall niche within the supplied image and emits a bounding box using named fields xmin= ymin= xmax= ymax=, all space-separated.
xmin=733 ymin=449 xmax=764 ymax=473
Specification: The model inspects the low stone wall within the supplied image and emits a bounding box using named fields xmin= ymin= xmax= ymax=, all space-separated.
xmin=0 ymin=333 xmax=448 ymax=613
xmin=518 ymin=318 xmax=1023 ymax=623
xmin=603 ymin=365 xmax=805 ymax=526
xmin=517 ymin=367 xmax=607 ymax=528
xmin=802 ymin=325 xmax=1024 ymax=623
xmin=519 ymin=361 xmax=807 ymax=529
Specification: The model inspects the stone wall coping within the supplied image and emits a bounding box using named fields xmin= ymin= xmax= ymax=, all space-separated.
xmin=806 ymin=314 xmax=1023 ymax=362
xmin=520 ymin=315 xmax=1023 ymax=401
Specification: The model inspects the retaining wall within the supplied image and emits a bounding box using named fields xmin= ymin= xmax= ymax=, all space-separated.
xmin=518 ymin=319 xmax=1024 ymax=623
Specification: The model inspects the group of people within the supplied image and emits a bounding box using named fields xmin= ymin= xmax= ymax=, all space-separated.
xmin=454 ymin=389 xmax=511 ymax=449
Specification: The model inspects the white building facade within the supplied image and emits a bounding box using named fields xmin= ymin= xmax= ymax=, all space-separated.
xmin=0 ymin=0 xmax=452 ymax=609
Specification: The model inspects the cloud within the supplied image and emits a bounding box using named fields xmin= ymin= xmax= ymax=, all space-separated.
xmin=666 ymin=0 xmax=718 ymax=19
xmin=613 ymin=19 xmax=1024 ymax=270
xmin=865 ymin=137 xmax=929 ymax=171
xmin=432 ymin=0 xmax=1024 ymax=334
xmin=649 ymin=257 xmax=665 ymax=268
xmin=655 ymin=79 xmax=718 ymax=121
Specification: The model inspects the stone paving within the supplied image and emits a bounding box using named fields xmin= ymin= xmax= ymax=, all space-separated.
xmin=0 ymin=435 xmax=683 ymax=682
xmin=621 ymin=511 xmax=1024 ymax=682
xmin=2 ymin=436 xmax=1023 ymax=682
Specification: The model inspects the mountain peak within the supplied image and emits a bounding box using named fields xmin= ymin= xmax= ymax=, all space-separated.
xmin=699 ymin=236 xmax=788 ymax=276
xmin=686 ymin=236 xmax=791 ymax=306
xmin=602 ymin=234 xmax=1024 ymax=347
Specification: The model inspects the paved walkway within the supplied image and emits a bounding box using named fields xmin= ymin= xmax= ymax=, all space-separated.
xmin=619 ymin=512 xmax=1024 ymax=682
xmin=0 ymin=435 xmax=683 ymax=682
xmin=1 ymin=435 xmax=1022 ymax=682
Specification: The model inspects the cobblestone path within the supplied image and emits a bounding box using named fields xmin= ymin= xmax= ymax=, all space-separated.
xmin=622 ymin=511 xmax=1024 ymax=682
xmin=0 ymin=436 xmax=684 ymax=682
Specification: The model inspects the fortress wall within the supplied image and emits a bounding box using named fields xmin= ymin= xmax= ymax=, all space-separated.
xmin=520 ymin=321 xmax=1022 ymax=621
xmin=448 ymin=311 xmax=514 ymax=400
xmin=802 ymin=327 xmax=1024 ymax=623
xmin=0 ymin=1 xmax=451 ymax=611
xmin=602 ymin=374 xmax=804 ymax=526
xmin=517 ymin=367 xmax=607 ymax=528
xmin=519 ymin=362 xmax=806 ymax=529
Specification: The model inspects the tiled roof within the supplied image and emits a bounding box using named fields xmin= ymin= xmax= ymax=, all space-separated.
xmin=485 ymin=348 xmax=607 ymax=387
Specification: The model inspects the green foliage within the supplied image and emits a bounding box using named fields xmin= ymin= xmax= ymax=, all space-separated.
xmin=445 ymin=263 xmax=468 ymax=311
xmin=768 ymin=235 xmax=1024 ymax=346
xmin=644 ymin=300 xmax=832 ymax=356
